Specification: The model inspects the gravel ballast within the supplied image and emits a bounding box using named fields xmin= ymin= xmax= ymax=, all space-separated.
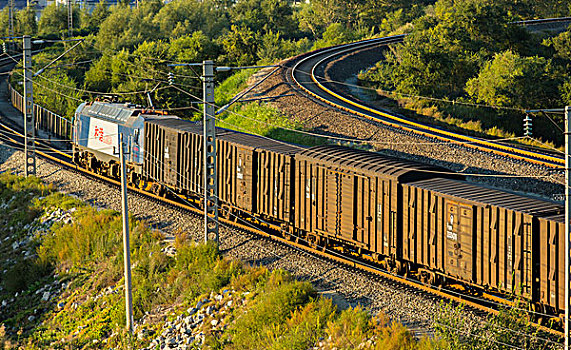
xmin=0 ymin=140 xmax=476 ymax=338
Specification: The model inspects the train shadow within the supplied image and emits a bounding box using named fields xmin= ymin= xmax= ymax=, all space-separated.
xmin=0 ymin=142 xmax=19 ymax=174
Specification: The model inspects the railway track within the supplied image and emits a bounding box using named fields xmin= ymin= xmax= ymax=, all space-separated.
xmin=0 ymin=117 xmax=563 ymax=343
xmin=289 ymin=35 xmax=566 ymax=169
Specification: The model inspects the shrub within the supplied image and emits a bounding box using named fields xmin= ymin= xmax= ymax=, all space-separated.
xmin=325 ymin=306 xmax=371 ymax=349
xmin=228 ymin=270 xmax=316 ymax=349
xmin=3 ymin=259 xmax=52 ymax=293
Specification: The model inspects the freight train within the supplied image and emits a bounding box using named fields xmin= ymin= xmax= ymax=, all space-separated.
xmin=72 ymin=101 xmax=565 ymax=323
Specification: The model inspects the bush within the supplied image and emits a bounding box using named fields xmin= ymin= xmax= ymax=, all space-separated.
xmin=228 ymin=270 xmax=317 ymax=349
xmin=3 ymin=259 xmax=52 ymax=293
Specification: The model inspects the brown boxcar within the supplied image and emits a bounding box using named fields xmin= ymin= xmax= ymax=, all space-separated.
xmin=538 ymin=213 xmax=565 ymax=313
xmin=293 ymin=145 xmax=457 ymax=259
xmin=403 ymin=177 xmax=563 ymax=306
xmin=144 ymin=119 xmax=299 ymax=220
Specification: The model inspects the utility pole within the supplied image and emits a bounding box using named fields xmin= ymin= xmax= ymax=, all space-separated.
xmin=203 ymin=60 xmax=219 ymax=244
xmin=23 ymin=36 xmax=36 ymax=177
xmin=119 ymin=133 xmax=134 ymax=333
xmin=8 ymin=0 xmax=14 ymax=45
xmin=566 ymin=106 xmax=570 ymax=350
xmin=67 ymin=0 xmax=73 ymax=38
xmin=524 ymin=107 xmax=570 ymax=347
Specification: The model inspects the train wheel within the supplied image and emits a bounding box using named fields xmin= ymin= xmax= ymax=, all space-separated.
xmin=307 ymin=234 xmax=320 ymax=249
xmin=151 ymin=183 xmax=166 ymax=197
xmin=531 ymin=304 xmax=546 ymax=325
xmin=419 ymin=270 xmax=436 ymax=285
xmin=395 ymin=261 xmax=406 ymax=276
xmin=383 ymin=258 xmax=394 ymax=273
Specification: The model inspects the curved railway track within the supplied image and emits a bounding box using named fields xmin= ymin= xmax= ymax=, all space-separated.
xmin=290 ymin=35 xmax=566 ymax=169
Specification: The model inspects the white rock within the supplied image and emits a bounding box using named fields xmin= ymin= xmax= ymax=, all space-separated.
xmin=42 ymin=292 xmax=51 ymax=302
xmin=205 ymin=305 xmax=215 ymax=315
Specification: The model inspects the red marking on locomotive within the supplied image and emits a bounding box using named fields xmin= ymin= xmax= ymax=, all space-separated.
xmin=94 ymin=126 xmax=113 ymax=145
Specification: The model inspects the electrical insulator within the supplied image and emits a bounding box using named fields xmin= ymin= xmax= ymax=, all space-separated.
xmin=2 ymin=42 xmax=6 ymax=54
xmin=523 ymin=114 xmax=532 ymax=137
xmin=168 ymin=72 xmax=174 ymax=85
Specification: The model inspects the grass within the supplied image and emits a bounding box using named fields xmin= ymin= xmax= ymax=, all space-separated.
xmin=215 ymin=70 xmax=325 ymax=147
xmin=1 ymin=172 xmax=556 ymax=349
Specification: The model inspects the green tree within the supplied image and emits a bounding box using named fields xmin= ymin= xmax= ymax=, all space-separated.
xmin=367 ymin=0 xmax=529 ymax=99
xmin=256 ymin=30 xmax=296 ymax=64
xmin=545 ymin=27 xmax=571 ymax=105
xmin=153 ymin=0 xmax=229 ymax=39
xmin=219 ymin=24 xmax=258 ymax=66
xmin=15 ymin=6 xmax=37 ymax=36
xmin=465 ymin=50 xmax=557 ymax=109
xmin=81 ymin=0 xmax=110 ymax=32
xmin=96 ymin=0 xmax=161 ymax=51
xmin=230 ymin=0 xmax=298 ymax=38
xmin=38 ymin=3 xmax=79 ymax=36
xmin=312 ymin=23 xmax=357 ymax=49
xmin=168 ymin=31 xmax=220 ymax=63
xmin=33 ymin=69 xmax=83 ymax=117
xmin=84 ymin=54 xmax=113 ymax=93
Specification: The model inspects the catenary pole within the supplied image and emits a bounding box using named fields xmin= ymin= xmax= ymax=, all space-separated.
xmin=68 ymin=0 xmax=73 ymax=38
xmin=203 ymin=60 xmax=219 ymax=244
xmin=566 ymin=106 xmax=570 ymax=350
xmin=8 ymin=0 xmax=14 ymax=43
xmin=119 ymin=133 xmax=134 ymax=333
xmin=23 ymin=36 xmax=36 ymax=177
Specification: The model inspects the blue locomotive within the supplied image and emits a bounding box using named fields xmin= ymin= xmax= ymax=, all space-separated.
xmin=72 ymin=101 xmax=177 ymax=181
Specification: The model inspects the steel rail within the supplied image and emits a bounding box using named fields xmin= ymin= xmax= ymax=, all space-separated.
xmin=290 ymin=36 xmax=565 ymax=169
xmin=0 ymin=119 xmax=562 ymax=340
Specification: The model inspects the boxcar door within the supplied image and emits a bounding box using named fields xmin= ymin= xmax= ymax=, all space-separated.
xmin=339 ymin=172 xmax=355 ymax=242
xmin=164 ymin=129 xmax=178 ymax=187
xmin=235 ymin=147 xmax=253 ymax=212
xmin=445 ymin=201 xmax=474 ymax=281
xmin=325 ymin=169 xmax=340 ymax=237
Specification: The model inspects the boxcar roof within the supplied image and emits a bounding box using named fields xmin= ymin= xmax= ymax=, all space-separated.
xmin=408 ymin=177 xmax=563 ymax=218
xmin=146 ymin=118 xmax=301 ymax=155
xmin=297 ymin=145 xmax=461 ymax=181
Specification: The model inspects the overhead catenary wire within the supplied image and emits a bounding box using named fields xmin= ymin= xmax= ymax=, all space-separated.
xmin=10 ymin=66 xmax=565 ymax=173
xmin=12 ymin=43 xmax=563 ymax=166
xmin=177 ymin=96 xmax=560 ymax=180
xmin=6 ymin=67 xmax=565 ymax=182
xmin=176 ymin=86 xmax=536 ymax=149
